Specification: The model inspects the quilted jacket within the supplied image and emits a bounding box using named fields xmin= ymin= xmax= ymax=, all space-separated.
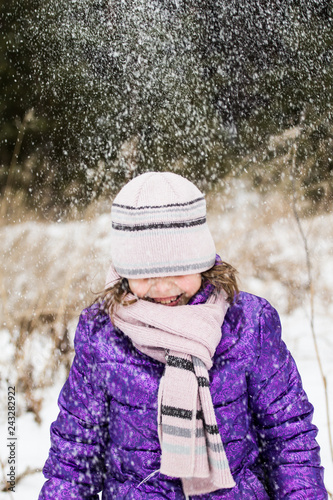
xmin=39 ymin=291 xmax=327 ymax=499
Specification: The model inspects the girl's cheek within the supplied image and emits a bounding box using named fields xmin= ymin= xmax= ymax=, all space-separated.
xmin=177 ymin=275 xmax=201 ymax=296
xmin=128 ymin=279 xmax=149 ymax=298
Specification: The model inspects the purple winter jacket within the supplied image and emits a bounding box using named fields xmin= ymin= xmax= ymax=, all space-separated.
xmin=39 ymin=290 xmax=327 ymax=499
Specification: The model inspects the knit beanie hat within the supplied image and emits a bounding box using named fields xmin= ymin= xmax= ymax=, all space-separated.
xmin=110 ymin=172 xmax=216 ymax=278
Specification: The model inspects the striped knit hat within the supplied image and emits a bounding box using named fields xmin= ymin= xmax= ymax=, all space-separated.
xmin=110 ymin=172 xmax=216 ymax=278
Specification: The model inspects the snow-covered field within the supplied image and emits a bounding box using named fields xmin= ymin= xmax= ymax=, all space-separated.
xmin=1 ymin=180 xmax=332 ymax=498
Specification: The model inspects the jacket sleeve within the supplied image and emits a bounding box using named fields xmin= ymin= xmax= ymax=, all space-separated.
xmin=39 ymin=310 xmax=110 ymax=499
xmin=247 ymin=302 xmax=327 ymax=499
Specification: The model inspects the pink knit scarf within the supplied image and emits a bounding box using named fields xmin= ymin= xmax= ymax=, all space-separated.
xmin=105 ymin=266 xmax=235 ymax=496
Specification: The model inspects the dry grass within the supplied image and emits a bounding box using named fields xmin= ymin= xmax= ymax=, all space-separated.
xmin=207 ymin=176 xmax=333 ymax=314
xmin=0 ymin=212 xmax=111 ymax=422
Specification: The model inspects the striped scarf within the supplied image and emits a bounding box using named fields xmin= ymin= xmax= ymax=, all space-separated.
xmin=106 ymin=267 xmax=235 ymax=496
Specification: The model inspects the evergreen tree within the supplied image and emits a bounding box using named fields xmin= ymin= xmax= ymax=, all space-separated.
xmin=1 ymin=0 xmax=332 ymax=214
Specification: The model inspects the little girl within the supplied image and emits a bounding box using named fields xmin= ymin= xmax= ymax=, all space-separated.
xmin=39 ymin=172 xmax=327 ymax=499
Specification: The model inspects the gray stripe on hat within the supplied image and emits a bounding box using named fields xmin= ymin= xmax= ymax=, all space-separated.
xmin=114 ymin=258 xmax=215 ymax=277
xmin=111 ymin=217 xmax=206 ymax=232
xmin=111 ymin=222 xmax=209 ymax=239
xmin=112 ymin=196 xmax=205 ymax=211
xmin=112 ymin=198 xmax=205 ymax=218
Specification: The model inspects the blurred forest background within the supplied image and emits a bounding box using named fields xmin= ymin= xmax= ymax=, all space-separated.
xmin=1 ymin=0 xmax=333 ymax=219
xmin=1 ymin=1 xmax=333 ymax=495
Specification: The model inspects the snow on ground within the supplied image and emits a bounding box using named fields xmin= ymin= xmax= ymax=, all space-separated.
xmin=1 ymin=181 xmax=332 ymax=498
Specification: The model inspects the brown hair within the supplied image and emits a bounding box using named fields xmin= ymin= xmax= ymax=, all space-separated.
xmin=95 ymin=261 xmax=239 ymax=321
xmin=201 ymin=261 xmax=239 ymax=302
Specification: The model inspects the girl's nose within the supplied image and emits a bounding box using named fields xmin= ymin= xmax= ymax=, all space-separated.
xmin=150 ymin=277 xmax=173 ymax=295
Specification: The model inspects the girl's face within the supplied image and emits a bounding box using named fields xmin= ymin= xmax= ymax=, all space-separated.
xmin=128 ymin=274 xmax=202 ymax=306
